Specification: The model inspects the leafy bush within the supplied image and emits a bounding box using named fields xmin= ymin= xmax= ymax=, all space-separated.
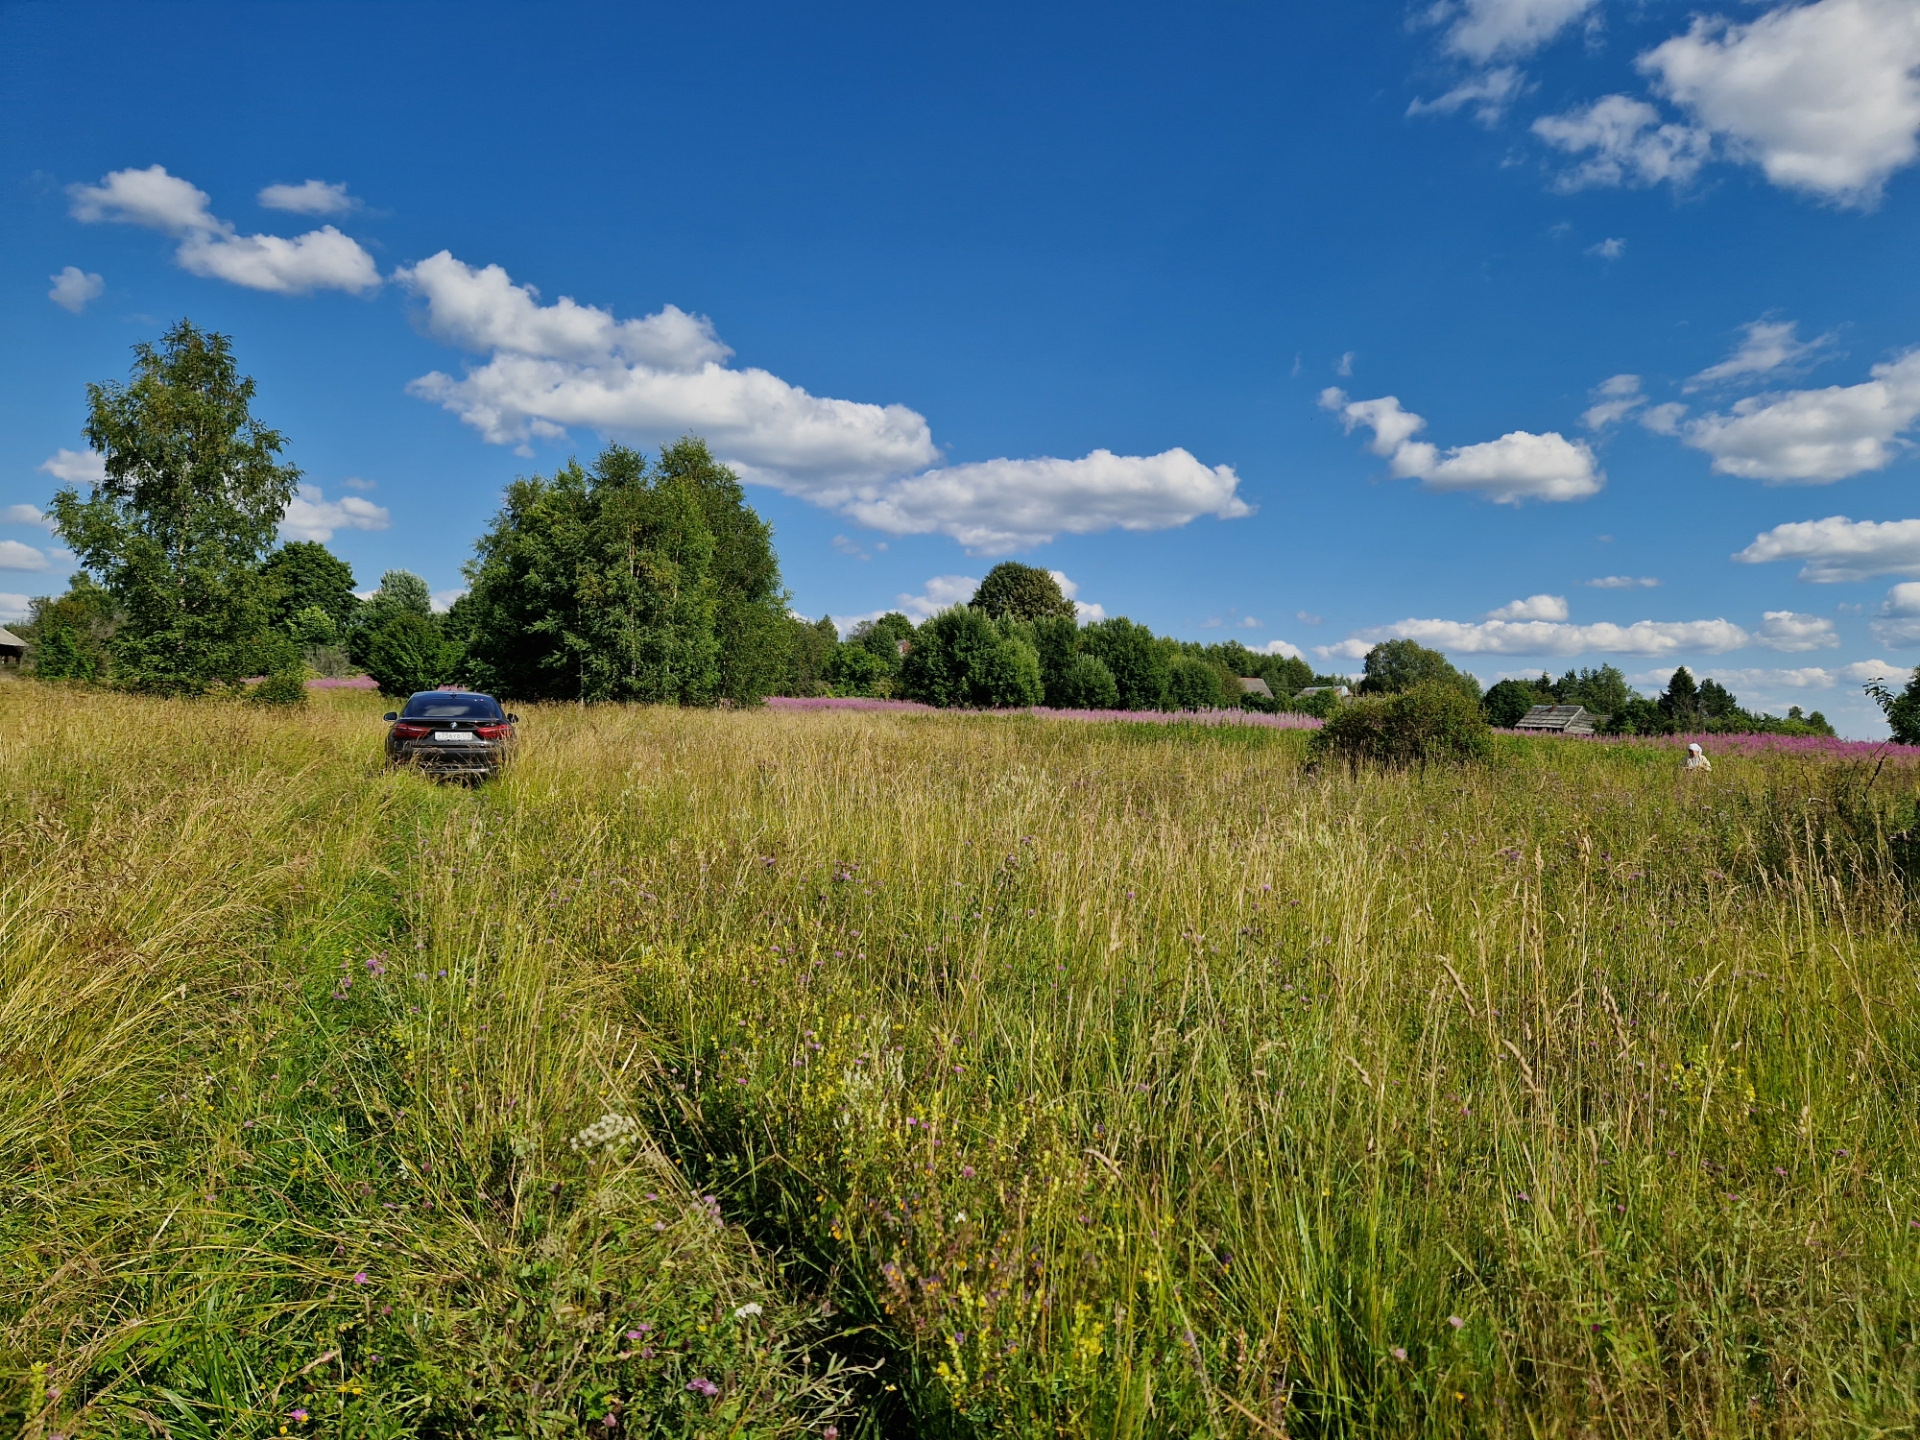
xmin=825 ymin=641 xmax=893 ymax=697
xmin=361 ymin=612 xmax=463 ymax=699
xmin=1052 ymin=653 xmax=1119 ymax=709
xmin=1166 ymin=654 xmax=1228 ymax=710
xmin=1077 ymin=617 xmax=1169 ymax=710
xmin=249 ymin=667 xmax=309 ymax=706
xmin=1307 ymin=681 xmax=1492 ymax=770
xmin=1289 ymin=688 xmax=1345 ymax=720
xmin=1866 ymin=667 xmax=1920 ymax=744
xmin=900 ymin=607 xmax=1041 ymax=708
xmin=1483 ymin=676 xmax=1552 ymax=728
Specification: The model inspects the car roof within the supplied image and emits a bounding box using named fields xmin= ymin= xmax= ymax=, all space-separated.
xmin=408 ymin=690 xmax=497 ymax=701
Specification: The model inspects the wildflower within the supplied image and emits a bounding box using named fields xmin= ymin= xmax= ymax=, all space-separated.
xmin=1515 ymin=1192 xmax=1530 ymax=1203
xmin=823 ymin=1429 xmax=840 ymax=1440
xmin=352 ymin=1271 xmax=369 ymax=1285
xmin=1391 ymin=1347 xmax=1407 ymax=1362
xmin=366 ymin=957 xmax=386 ymax=977
xmin=291 ymin=1410 xmax=310 ymax=1423
xmin=961 ymin=1165 xmax=976 ymax=1178
xmin=1447 ymin=1316 xmax=1464 ymax=1329
xmin=732 ymin=1302 xmax=764 ymax=1320
xmin=602 ymin=1417 xmax=617 ymax=1429
xmin=686 ymin=1377 xmax=720 ymax=1397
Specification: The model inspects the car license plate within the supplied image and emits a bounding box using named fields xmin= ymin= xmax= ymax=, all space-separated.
xmin=433 ymin=731 xmax=475 ymax=743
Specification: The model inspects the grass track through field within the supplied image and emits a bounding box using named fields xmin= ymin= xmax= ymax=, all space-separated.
xmin=6 ymin=684 xmax=1920 ymax=1437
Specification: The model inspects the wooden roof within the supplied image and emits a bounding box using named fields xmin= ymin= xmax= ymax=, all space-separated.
xmin=1515 ymin=704 xmax=1595 ymax=731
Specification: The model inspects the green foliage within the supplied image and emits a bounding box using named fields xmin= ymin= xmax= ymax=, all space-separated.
xmin=780 ymin=615 xmax=841 ymax=698
xmin=1357 ymin=638 xmax=1482 ymax=700
xmin=1289 ymin=687 xmax=1346 ymax=720
xmin=361 ymin=611 xmax=463 ymax=699
xmin=22 ymin=577 xmax=119 ymax=682
xmin=1867 ymin=668 xmax=1920 ymax=744
xmin=969 ymin=562 xmax=1076 ymax=624
xmin=1551 ymin=663 xmax=1633 ymax=717
xmin=1077 ymin=617 xmax=1170 ymax=710
xmin=1308 ymin=681 xmax=1493 ymax=770
xmin=1052 ymin=652 xmax=1119 ymax=709
xmin=49 ymin=320 xmax=299 ymax=694
xmin=900 ymin=606 xmax=1042 ymax=708
xmin=825 ymin=641 xmax=893 ymax=697
xmin=248 ymin=665 xmax=309 ymax=706
xmin=460 ymin=444 xmax=775 ymax=704
xmin=1165 ymin=653 xmax=1228 ymax=710
xmin=288 ymin=603 xmax=340 ymax=647
xmin=853 ymin=611 xmax=915 ymax=663
xmin=1660 ymin=666 xmax=1701 ymax=727
xmin=262 ymin=540 xmax=359 ymax=634
xmin=1028 ymin=613 xmax=1081 ymax=706
xmin=1483 ymin=676 xmax=1554 ymax=728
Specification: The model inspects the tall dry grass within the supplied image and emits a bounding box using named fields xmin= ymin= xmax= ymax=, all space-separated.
xmin=5 ymin=682 xmax=1920 ymax=1437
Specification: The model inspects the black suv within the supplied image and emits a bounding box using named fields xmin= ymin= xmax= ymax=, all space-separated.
xmin=384 ymin=691 xmax=518 ymax=779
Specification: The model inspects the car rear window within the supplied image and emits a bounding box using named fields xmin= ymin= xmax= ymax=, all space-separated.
xmin=401 ymin=694 xmax=503 ymax=719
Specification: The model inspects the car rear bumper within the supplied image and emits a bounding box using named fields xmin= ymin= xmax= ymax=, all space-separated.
xmin=391 ymin=740 xmax=507 ymax=774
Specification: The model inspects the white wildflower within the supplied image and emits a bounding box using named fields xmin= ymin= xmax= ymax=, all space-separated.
xmin=732 ymin=1302 xmax=764 ymax=1320
xmin=569 ymin=1112 xmax=639 ymax=1154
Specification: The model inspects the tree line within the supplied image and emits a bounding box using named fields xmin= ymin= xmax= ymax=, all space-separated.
xmin=12 ymin=320 xmax=1912 ymax=737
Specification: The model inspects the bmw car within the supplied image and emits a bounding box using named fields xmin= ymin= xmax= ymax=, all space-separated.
xmin=383 ymin=690 xmax=518 ymax=779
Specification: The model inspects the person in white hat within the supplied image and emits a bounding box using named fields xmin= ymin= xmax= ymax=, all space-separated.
xmin=1684 ymin=742 xmax=1711 ymax=772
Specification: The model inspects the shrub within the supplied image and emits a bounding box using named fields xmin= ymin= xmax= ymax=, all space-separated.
xmin=1307 ymin=681 xmax=1492 ymax=770
xmin=1289 ymin=688 xmax=1344 ymax=720
xmin=900 ymin=607 xmax=1042 ymax=708
xmin=249 ymin=668 xmax=309 ymax=706
xmin=361 ymin=612 xmax=463 ymax=699
xmin=1078 ymin=618 xmax=1170 ymax=710
xmin=825 ymin=641 xmax=893 ymax=697
xmin=1166 ymin=654 xmax=1227 ymax=711
xmin=1053 ymin=653 xmax=1119 ymax=709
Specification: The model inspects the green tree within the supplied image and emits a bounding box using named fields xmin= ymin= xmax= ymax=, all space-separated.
xmin=22 ymin=577 xmax=120 ymax=682
xmin=1551 ymin=664 xmax=1631 ymax=717
xmin=780 ymin=615 xmax=841 ymax=697
xmin=1483 ymin=676 xmax=1553 ymax=728
xmin=48 ymin=320 xmax=299 ymax=693
xmin=262 ymin=541 xmax=358 ymax=633
xmin=900 ymin=607 xmax=1041 ymax=708
xmin=1028 ymin=614 xmax=1081 ymax=706
xmin=1697 ymin=677 xmax=1740 ymax=719
xmin=361 ymin=611 xmax=463 ymax=699
xmin=1866 ymin=669 xmax=1920 ymax=745
xmin=1356 ymin=639 xmax=1481 ymax=700
xmin=1660 ymin=667 xmax=1701 ymax=728
xmin=970 ymin=563 xmax=1076 ymax=624
xmin=825 ymin=642 xmax=892 ymax=696
xmin=1166 ymin=653 xmax=1228 ymax=710
xmin=853 ymin=612 xmax=916 ymax=664
xmin=1052 ymin=653 xmax=1119 ymax=709
xmin=1078 ymin=617 xmax=1171 ymax=710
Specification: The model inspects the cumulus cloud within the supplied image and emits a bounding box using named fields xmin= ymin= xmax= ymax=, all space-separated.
xmin=1687 ymin=319 xmax=1833 ymax=390
xmin=0 ymin=594 xmax=28 ymax=624
xmin=1316 ymin=607 xmax=1764 ymax=659
xmin=1871 ymin=583 xmax=1920 ymax=646
xmin=1677 ymin=351 xmax=1920 ymax=482
xmin=1534 ymin=0 xmax=1920 ymax=205
xmin=1532 ymin=95 xmax=1713 ymax=191
xmin=39 ymin=448 xmax=106 ymax=485
xmin=430 ymin=588 xmax=467 ymax=614
xmin=1487 ymin=594 xmax=1569 ymax=621
xmin=1641 ymin=0 xmax=1920 ymax=206
xmin=1755 ymin=610 xmax=1840 ymax=651
xmin=279 ymin=485 xmax=391 ymax=544
xmin=1585 ymin=237 xmax=1626 ymax=260
xmin=0 ymin=540 xmax=50 ymax=571
xmin=1408 ymin=67 xmax=1529 ymax=126
xmin=1735 ymin=515 xmax=1920 ymax=581
xmin=1582 ymin=374 xmax=1645 ymax=430
xmin=48 ymin=266 xmax=104 ymax=313
xmin=1436 ymin=0 xmax=1600 ymax=62
xmin=68 ymin=164 xmax=378 ymax=294
xmin=1048 ymin=570 xmax=1105 ymax=623
xmin=1842 ymin=658 xmax=1910 ymax=682
xmin=1249 ymin=638 xmax=1305 ymax=659
xmin=1588 ymin=575 xmax=1661 ymax=589
xmin=1320 ymin=388 xmax=1603 ymax=503
xmin=4 ymin=504 xmax=50 ymax=526
xmin=399 ymin=252 xmax=1248 ymax=551
xmin=258 ymin=179 xmax=356 ymax=215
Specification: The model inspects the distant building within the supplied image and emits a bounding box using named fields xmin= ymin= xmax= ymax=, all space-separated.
xmin=1237 ymin=677 xmax=1273 ymax=699
xmin=0 ymin=627 xmax=24 ymax=665
xmin=1515 ymin=703 xmax=1598 ymax=736
xmin=1296 ymin=685 xmax=1350 ymax=699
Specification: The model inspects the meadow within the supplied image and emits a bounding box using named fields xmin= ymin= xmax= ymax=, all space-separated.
xmin=4 ymin=680 xmax=1920 ymax=1439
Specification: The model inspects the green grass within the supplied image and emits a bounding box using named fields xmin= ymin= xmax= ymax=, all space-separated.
xmin=4 ymin=682 xmax=1920 ymax=1437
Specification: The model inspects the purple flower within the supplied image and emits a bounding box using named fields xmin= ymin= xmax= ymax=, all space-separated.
xmin=823 ymin=1428 xmax=840 ymax=1440
xmin=686 ymin=1377 xmax=720 ymax=1397
xmin=961 ymin=1165 xmax=976 ymax=1178
xmin=291 ymin=1409 xmax=310 ymax=1423
xmin=1447 ymin=1315 xmax=1465 ymax=1329
xmin=1391 ymin=1346 xmax=1408 ymax=1362
xmin=351 ymin=1271 xmax=369 ymax=1285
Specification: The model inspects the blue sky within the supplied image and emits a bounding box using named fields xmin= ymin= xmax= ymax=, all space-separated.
xmin=4 ymin=0 xmax=1919 ymax=733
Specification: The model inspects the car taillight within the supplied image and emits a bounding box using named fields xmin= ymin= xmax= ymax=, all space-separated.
xmin=474 ymin=723 xmax=509 ymax=740
xmin=392 ymin=722 xmax=431 ymax=739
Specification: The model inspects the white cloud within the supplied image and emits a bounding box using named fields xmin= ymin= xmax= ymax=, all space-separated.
xmin=279 ymin=485 xmax=391 ymax=544
xmin=1641 ymin=0 xmax=1920 ymax=206
xmin=841 ymin=449 xmax=1251 ymax=553
xmin=1687 ymin=319 xmax=1832 ymax=390
xmin=48 ymin=266 xmax=104 ymax=313
xmin=398 ymin=251 xmax=1247 ymax=553
xmin=1842 ymin=657 xmax=1910 ymax=682
xmin=1871 ymin=582 xmax=1920 ymax=646
xmin=1640 ymin=401 xmax=1689 ymax=436
xmin=1585 ymin=237 xmax=1626 ymax=260
xmin=339 ymin=476 xmax=377 ymax=491
xmin=0 ymin=594 xmax=28 ymax=624
xmin=1533 ymin=95 xmax=1713 ymax=191
xmin=1408 ymin=67 xmax=1529 ymax=125
xmin=1321 ymin=388 xmax=1602 ymax=503
xmin=1336 ymin=352 xmax=1354 ymax=377
xmin=1582 ymin=374 xmax=1644 ymax=429
xmin=1047 ymin=570 xmax=1105 ymax=623
xmin=1317 ymin=614 xmax=1755 ymax=659
xmin=3 ymin=504 xmax=50 ymax=526
xmin=1755 ymin=609 xmax=1840 ymax=651
xmin=39 ymin=448 xmax=106 ymax=485
xmin=258 ymin=179 xmax=356 ymax=216
xmin=0 ymin=541 xmax=50 ymax=571
xmin=1239 ymin=615 xmax=1262 ymax=628
xmin=1295 ymin=610 xmax=1323 ymax=625
xmin=1737 ymin=515 xmax=1920 ymax=581
xmin=1437 ymin=0 xmax=1600 ymax=61
xmin=68 ymin=164 xmax=378 ymax=295
xmin=1588 ymin=575 xmax=1661 ymax=588
xmin=1487 ymin=593 xmax=1569 ymax=621
xmin=1678 ymin=350 xmax=1920 ymax=482
xmin=430 ymin=587 xmax=467 ymax=614
xmin=1249 ymin=638 xmax=1305 ymax=659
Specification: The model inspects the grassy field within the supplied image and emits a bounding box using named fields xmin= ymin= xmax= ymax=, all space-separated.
xmin=5 ymin=681 xmax=1920 ymax=1439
